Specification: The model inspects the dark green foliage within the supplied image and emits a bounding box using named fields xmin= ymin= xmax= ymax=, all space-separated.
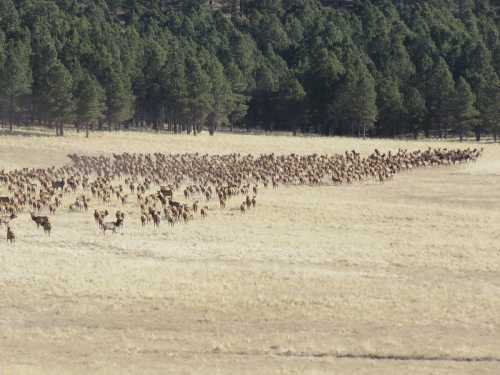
xmin=424 ymin=57 xmax=456 ymax=138
xmin=452 ymin=77 xmax=478 ymax=141
xmin=74 ymin=73 xmax=106 ymax=137
xmin=46 ymin=61 xmax=74 ymax=136
xmin=403 ymin=87 xmax=427 ymax=139
xmin=0 ymin=37 xmax=31 ymax=131
xmin=105 ymin=70 xmax=134 ymax=130
xmin=333 ymin=57 xmax=378 ymax=138
xmin=0 ymin=0 xmax=500 ymax=139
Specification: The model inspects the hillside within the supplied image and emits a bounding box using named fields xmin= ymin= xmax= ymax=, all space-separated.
xmin=1 ymin=0 xmax=500 ymax=138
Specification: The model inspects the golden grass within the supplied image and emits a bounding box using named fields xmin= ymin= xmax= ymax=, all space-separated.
xmin=1 ymin=129 xmax=500 ymax=374
xmin=0 ymin=127 xmax=476 ymax=168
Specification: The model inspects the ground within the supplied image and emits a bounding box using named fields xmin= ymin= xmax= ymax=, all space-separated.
xmin=1 ymin=129 xmax=499 ymax=374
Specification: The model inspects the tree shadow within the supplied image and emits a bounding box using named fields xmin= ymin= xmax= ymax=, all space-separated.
xmin=0 ymin=128 xmax=57 ymax=138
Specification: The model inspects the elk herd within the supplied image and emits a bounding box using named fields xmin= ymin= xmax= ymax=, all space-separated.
xmin=0 ymin=147 xmax=483 ymax=243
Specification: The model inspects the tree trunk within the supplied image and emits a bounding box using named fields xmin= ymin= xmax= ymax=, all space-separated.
xmin=9 ymin=94 xmax=14 ymax=132
xmin=86 ymin=123 xmax=89 ymax=138
xmin=60 ymin=122 xmax=64 ymax=136
xmin=475 ymin=126 xmax=481 ymax=142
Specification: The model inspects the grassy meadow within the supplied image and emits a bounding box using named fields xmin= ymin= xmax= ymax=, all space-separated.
xmin=1 ymin=130 xmax=499 ymax=374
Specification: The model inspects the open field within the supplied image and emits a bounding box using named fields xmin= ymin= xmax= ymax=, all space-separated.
xmin=1 ymin=130 xmax=500 ymax=374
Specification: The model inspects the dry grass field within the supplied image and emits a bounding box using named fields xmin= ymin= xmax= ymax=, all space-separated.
xmin=1 ymin=129 xmax=500 ymax=374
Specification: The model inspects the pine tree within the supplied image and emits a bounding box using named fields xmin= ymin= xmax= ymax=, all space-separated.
xmin=425 ymin=58 xmax=456 ymax=138
xmin=158 ymin=50 xmax=188 ymax=133
xmin=105 ymin=70 xmax=134 ymax=131
xmin=0 ymin=30 xmax=5 ymax=71
xmin=0 ymin=38 xmax=32 ymax=131
xmin=207 ymin=58 xmax=232 ymax=135
xmin=31 ymin=21 xmax=58 ymax=125
xmin=75 ymin=73 xmax=106 ymax=138
xmin=0 ymin=0 xmax=19 ymax=35
xmin=376 ymin=76 xmax=403 ymax=137
xmin=334 ymin=61 xmax=378 ymax=138
xmin=452 ymin=77 xmax=479 ymax=141
xmin=46 ymin=61 xmax=74 ymax=136
xmin=478 ymin=81 xmax=500 ymax=142
xmin=279 ymin=77 xmax=306 ymax=135
xmin=185 ymin=55 xmax=212 ymax=135
xmin=303 ymin=48 xmax=344 ymax=135
xmin=403 ymin=87 xmax=427 ymax=139
xmin=225 ymin=63 xmax=249 ymax=131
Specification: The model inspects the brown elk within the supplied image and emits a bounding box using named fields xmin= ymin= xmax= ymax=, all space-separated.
xmin=0 ymin=212 xmax=16 ymax=226
xmin=42 ymin=221 xmax=51 ymax=236
xmin=31 ymin=212 xmax=49 ymax=228
xmin=6 ymin=225 xmax=15 ymax=243
xmin=99 ymin=217 xmax=123 ymax=234
xmin=200 ymin=206 xmax=208 ymax=219
xmin=152 ymin=211 xmax=161 ymax=227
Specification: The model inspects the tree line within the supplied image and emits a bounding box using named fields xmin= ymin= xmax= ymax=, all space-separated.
xmin=1 ymin=0 xmax=500 ymax=140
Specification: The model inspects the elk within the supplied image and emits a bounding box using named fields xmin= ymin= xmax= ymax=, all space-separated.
xmin=200 ymin=207 xmax=208 ymax=219
xmin=160 ymin=186 xmax=173 ymax=199
xmin=6 ymin=225 xmax=15 ymax=243
xmin=152 ymin=211 xmax=161 ymax=227
xmin=0 ymin=212 xmax=16 ymax=226
xmin=0 ymin=148 xmax=483 ymax=241
xmin=31 ymin=212 xmax=49 ymax=228
xmin=94 ymin=209 xmax=109 ymax=224
xmin=52 ymin=179 xmax=65 ymax=190
xmin=99 ymin=217 xmax=123 ymax=234
xmin=0 ymin=196 xmax=11 ymax=204
xmin=219 ymin=197 xmax=226 ymax=208
xmin=42 ymin=221 xmax=51 ymax=236
xmin=167 ymin=214 xmax=175 ymax=226
xmin=115 ymin=211 xmax=125 ymax=227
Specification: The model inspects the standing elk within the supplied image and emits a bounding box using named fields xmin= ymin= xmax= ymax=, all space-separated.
xmin=6 ymin=225 xmax=15 ymax=243
xmin=0 ymin=147 xmax=483 ymax=239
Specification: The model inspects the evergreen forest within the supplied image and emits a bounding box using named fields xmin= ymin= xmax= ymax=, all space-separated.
xmin=1 ymin=0 xmax=500 ymax=139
